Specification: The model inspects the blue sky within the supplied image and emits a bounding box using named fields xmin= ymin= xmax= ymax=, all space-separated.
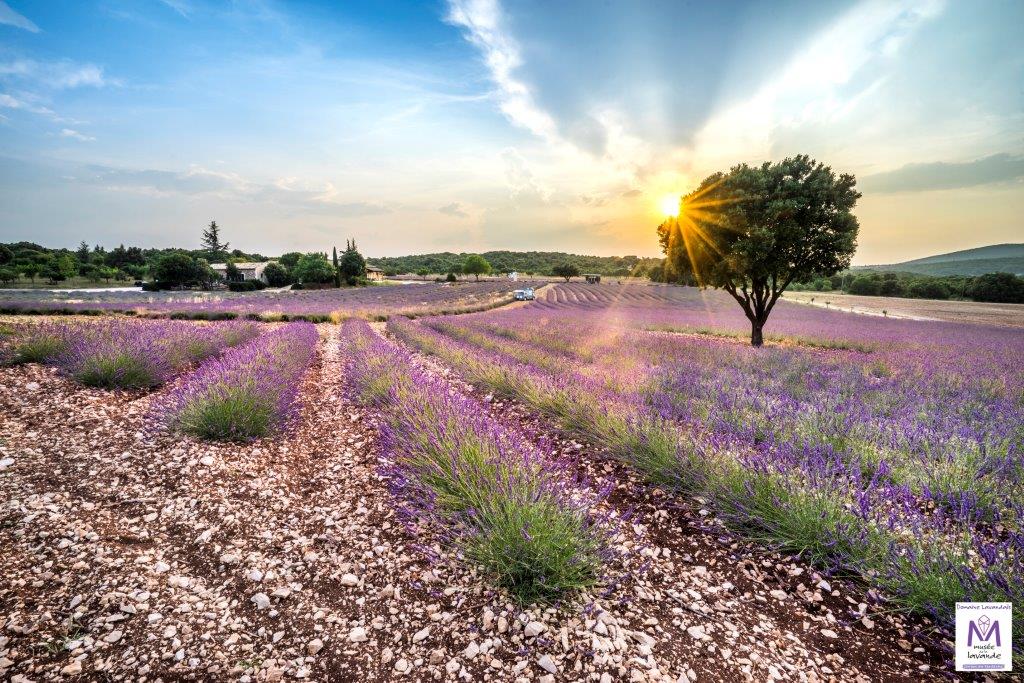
xmin=0 ymin=0 xmax=1021 ymax=262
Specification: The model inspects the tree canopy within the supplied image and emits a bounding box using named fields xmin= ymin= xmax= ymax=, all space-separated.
xmin=659 ymin=155 xmax=860 ymax=346
xmin=552 ymin=263 xmax=581 ymax=281
xmin=461 ymin=254 xmax=492 ymax=281
xmin=153 ymin=253 xmax=215 ymax=289
xmin=201 ymin=221 xmax=229 ymax=256
xmin=339 ymin=239 xmax=367 ymax=285
xmin=967 ymin=272 xmax=1024 ymax=303
xmin=263 ymin=262 xmax=290 ymax=287
xmin=292 ymin=253 xmax=336 ymax=284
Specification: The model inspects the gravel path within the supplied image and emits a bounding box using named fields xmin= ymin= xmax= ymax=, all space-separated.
xmin=0 ymin=325 xmax=949 ymax=681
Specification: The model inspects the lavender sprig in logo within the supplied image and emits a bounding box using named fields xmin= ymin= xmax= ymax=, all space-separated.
xmin=956 ymin=602 xmax=1012 ymax=672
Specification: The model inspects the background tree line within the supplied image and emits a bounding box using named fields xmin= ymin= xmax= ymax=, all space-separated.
xmin=0 ymin=238 xmax=269 ymax=287
xmin=370 ymin=250 xmax=661 ymax=278
xmin=788 ymin=269 xmax=1024 ymax=304
xmin=638 ymin=256 xmax=1024 ymax=305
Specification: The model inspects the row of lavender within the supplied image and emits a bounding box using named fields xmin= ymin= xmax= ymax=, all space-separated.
xmin=388 ymin=311 xmax=1024 ymax=663
xmin=157 ymin=323 xmax=317 ymax=440
xmin=0 ymin=280 xmax=534 ymax=321
xmin=2 ymin=319 xmax=317 ymax=440
xmin=339 ymin=318 xmax=612 ymax=603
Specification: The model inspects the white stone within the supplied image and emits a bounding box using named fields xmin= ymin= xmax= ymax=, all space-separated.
xmin=413 ymin=626 xmax=430 ymax=643
xmin=524 ymin=621 xmax=545 ymax=638
xmin=340 ymin=573 xmax=359 ymax=586
xmin=686 ymin=625 xmax=707 ymax=641
xmin=60 ymin=660 xmax=83 ymax=675
xmin=349 ymin=627 xmax=368 ymax=643
xmin=307 ymin=638 xmax=324 ymax=655
xmin=537 ymin=654 xmax=558 ymax=674
xmin=251 ymin=593 xmax=271 ymax=610
xmin=0 ymin=458 xmax=14 ymax=471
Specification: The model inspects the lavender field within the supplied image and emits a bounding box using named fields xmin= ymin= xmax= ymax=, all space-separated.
xmin=1 ymin=284 xmax=1021 ymax=680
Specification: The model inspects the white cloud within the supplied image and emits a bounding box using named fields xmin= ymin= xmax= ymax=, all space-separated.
xmin=158 ymin=0 xmax=193 ymax=19
xmin=0 ymin=59 xmax=117 ymax=89
xmin=77 ymin=164 xmax=396 ymax=219
xmin=438 ymin=201 xmax=469 ymax=218
xmin=60 ymin=128 xmax=95 ymax=142
xmin=446 ymin=0 xmax=558 ymax=141
xmin=0 ymin=1 xmax=39 ymax=32
xmin=0 ymin=92 xmax=57 ymax=117
xmin=690 ymin=0 xmax=945 ymax=170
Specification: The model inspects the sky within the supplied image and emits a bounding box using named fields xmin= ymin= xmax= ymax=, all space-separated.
xmin=0 ymin=0 xmax=1021 ymax=264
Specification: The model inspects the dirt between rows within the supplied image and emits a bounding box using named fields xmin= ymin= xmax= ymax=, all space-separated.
xmin=0 ymin=324 xmax=954 ymax=681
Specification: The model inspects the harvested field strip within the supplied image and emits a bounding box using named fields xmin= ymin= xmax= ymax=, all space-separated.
xmin=387 ymin=315 xmax=1024 ymax=666
xmin=0 ymin=280 xmax=542 ymax=321
xmin=339 ymin=319 xmax=610 ymax=603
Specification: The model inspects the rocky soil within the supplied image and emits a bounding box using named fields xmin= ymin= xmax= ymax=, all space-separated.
xmin=0 ymin=324 xmax=952 ymax=681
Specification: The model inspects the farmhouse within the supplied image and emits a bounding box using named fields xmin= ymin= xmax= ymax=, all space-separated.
xmin=366 ymin=265 xmax=385 ymax=282
xmin=584 ymin=273 xmax=602 ymax=284
xmin=211 ymin=261 xmax=273 ymax=283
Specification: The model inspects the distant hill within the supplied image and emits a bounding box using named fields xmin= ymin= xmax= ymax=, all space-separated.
xmin=857 ymin=243 xmax=1024 ymax=277
xmin=367 ymin=250 xmax=662 ymax=277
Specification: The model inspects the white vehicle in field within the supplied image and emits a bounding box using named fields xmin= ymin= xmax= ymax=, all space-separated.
xmin=513 ymin=287 xmax=535 ymax=301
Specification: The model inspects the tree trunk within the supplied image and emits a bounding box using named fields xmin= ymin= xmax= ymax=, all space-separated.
xmin=750 ymin=322 xmax=764 ymax=347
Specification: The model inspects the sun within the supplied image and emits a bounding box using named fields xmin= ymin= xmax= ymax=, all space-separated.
xmin=659 ymin=194 xmax=680 ymax=217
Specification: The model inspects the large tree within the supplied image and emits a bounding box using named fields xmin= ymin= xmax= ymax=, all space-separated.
xmin=201 ymin=221 xmax=229 ymax=256
xmin=292 ymin=253 xmax=335 ymax=285
xmin=659 ymin=155 xmax=860 ymax=346
xmin=552 ymin=263 xmax=580 ymax=281
xmin=44 ymin=254 xmax=78 ymax=284
xmin=263 ymin=262 xmax=290 ymax=287
xmin=153 ymin=253 xmax=215 ymax=289
xmin=339 ymin=239 xmax=367 ymax=286
xmin=462 ymin=254 xmax=492 ymax=281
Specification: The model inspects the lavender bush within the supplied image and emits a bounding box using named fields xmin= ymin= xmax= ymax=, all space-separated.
xmin=160 ymin=322 xmax=317 ymax=440
xmin=1 ymin=321 xmax=82 ymax=365
xmin=341 ymin=319 xmax=610 ymax=603
xmin=7 ymin=319 xmax=262 ymax=389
